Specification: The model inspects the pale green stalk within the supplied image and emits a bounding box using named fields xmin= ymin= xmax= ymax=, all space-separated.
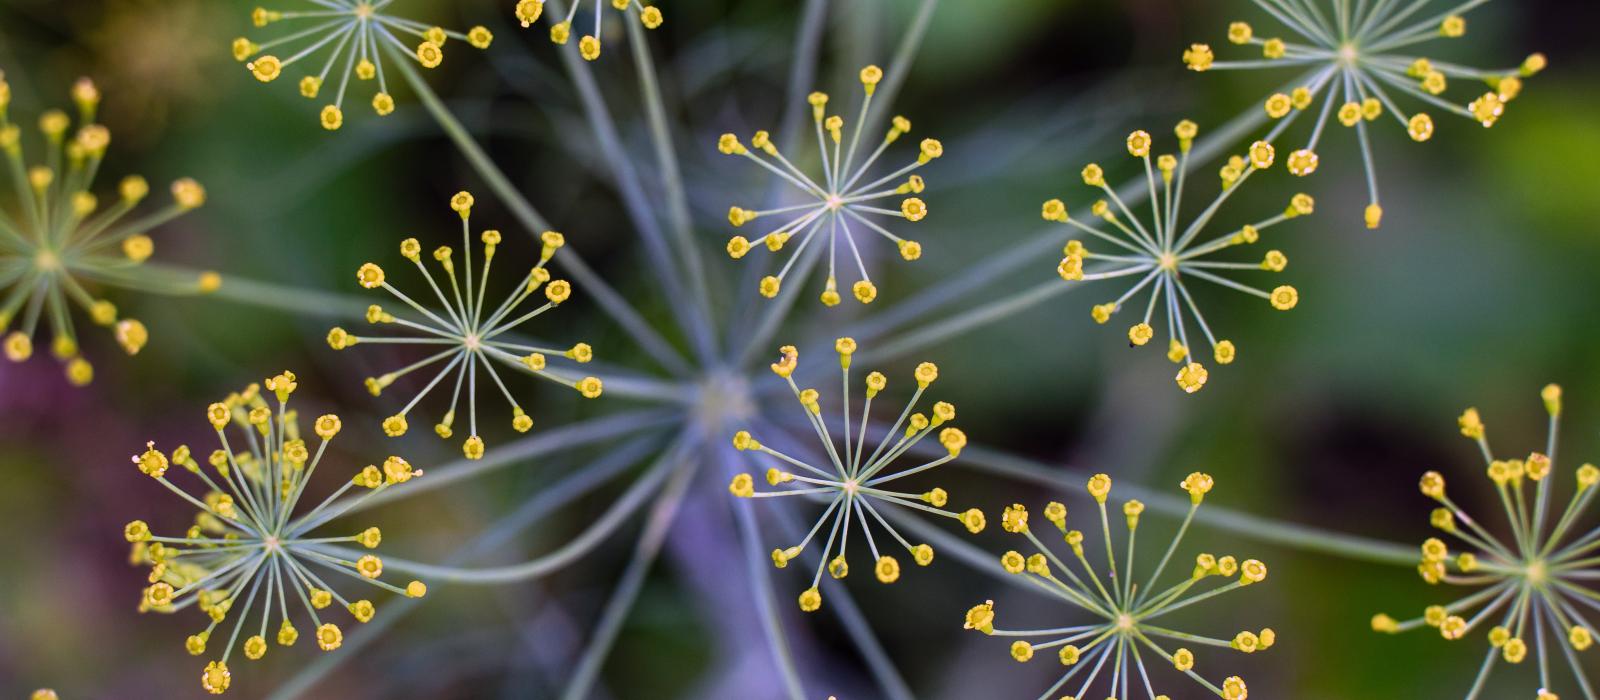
xmin=559 ymin=454 xmax=696 ymax=700
xmin=348 ymin=409 xmax=678 ymax=513
xmin=330 ymin=440 xmax=687 ymax=582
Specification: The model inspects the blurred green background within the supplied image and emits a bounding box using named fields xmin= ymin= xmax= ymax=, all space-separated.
xmin=2 ymin=0 xmax=1598 ymax=697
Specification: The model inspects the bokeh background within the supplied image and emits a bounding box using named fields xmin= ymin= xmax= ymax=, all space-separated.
xmin=3 ymin=0 xmax=1599 ymax=697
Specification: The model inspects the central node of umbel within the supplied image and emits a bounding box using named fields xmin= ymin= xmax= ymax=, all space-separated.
xmin=35 ymin=249 xmax=61 ymax=271
xmin=463 ymin=334 xmax=481 ymax=351
xmin=1158 ymin=252 xmax=1179 ymax=271
xmin=694 ymin=371 xmax=755 ymax=433
xmin=1524 ymin=559 xmax=1548 ymax=584
xmin=1116 ymin=613 xmax=1136 ymax=631
xmin=825 ymin=194 xmax=844 ymax=211
xmin=1338 ymin=43 xmax=1359 ymax=65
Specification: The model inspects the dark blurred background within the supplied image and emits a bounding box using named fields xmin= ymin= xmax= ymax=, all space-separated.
xmin=2 ymin=0 xmax=1599 ymax=697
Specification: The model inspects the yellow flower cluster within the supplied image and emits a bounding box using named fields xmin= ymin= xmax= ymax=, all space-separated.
xmin=1185 ymin=2 xmax=1542 ymax=226
xmin=1043 ymin=124 xmax=1304 ymax=393
xmin=332 ymin=191 xmax=601 ymax=459
xmin=965 ymin=473 xmax=1267 ymax=699
xmin=729 ymin=339 xmax=980 ymax=611
xmin=1375 ymin=385 xmax=1600 ymax=697
xmin=720 ymin=66 xmax=942 ymax=306
xmin=0 ymin=73 xmax=214 ymax=385
xmin=125 ymin=372 xmax=426 ymax=695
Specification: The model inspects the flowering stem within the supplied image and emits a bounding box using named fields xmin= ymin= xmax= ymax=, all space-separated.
xmin=625 ymin=17 xmax=715 ymax=338
xmin=863 ymin=279 xmax=1074 ymax=367
xmin=860 ymin=0 xmax=939 ymax=139
xmin=182 ymin=265 xmax=368 ymax=318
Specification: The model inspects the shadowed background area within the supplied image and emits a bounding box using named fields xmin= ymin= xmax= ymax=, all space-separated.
xmin=2 ymin=0 xmax=1599 ymax=697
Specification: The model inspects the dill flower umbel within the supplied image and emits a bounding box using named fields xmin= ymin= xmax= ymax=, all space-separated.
xmin=125 ymin=372 xmax=427 ymax=695
xmin=728 ymin=340 xmax=983 ymax=612
xmin=514 ymin=0 xmax=663 ymax=61
xmin=233 ymin=2 xmax=493 ymax=130
xmin=965 ymin=474 xmax=1270 ymax=699
xmin=1184 ymin=1 xmax=1543 ymax=227
xmin=1042 ymin=124 xmax=1306 ymax=393
xmin=1373 ymin=385 xmax=1600 ymax=697
xmin=329 ymin=191 xmax=601 ymax=460
xmin=719 ymin=65 xmax=943 ymax=307
xmin=0 ymin=72 xmax=214 ymax=386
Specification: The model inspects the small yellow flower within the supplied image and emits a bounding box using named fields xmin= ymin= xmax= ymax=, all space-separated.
xmin=202 ymin=660 xmax=231 ymax=694
xmin=798 ymin=587 xmax=822 ymax=612
xmin=1176 ymin=362 xmax=1209 ymax=394
xmin=964 ymin=600 xmax=996 ymax=634
xmin=875 ymin=556 xmax=900 ymax=583
xmin=320 ymin=105 xmax=344 ymax=131
xmin=1183 ymin=43 xmax=1215 ymax=71
xmin=1269 ymin=285 xmax=1299 ymax=310
xmin=1408 ymin=113 xmax=1434 ymax=142
xmin=316 ymin=623 xmax=343 ymax=651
